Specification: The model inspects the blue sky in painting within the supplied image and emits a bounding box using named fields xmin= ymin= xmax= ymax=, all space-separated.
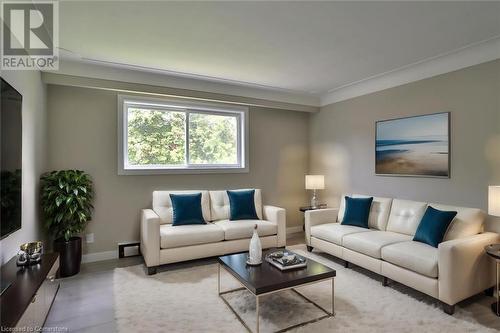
xmin=377 ymin=113 xmax=448 ymax=141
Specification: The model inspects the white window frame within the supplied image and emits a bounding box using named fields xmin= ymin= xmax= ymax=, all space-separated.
xmin=117 ymin=94 xmax=249 ymax=175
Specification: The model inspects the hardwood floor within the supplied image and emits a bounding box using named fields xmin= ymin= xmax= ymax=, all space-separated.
xmin=44 ymin=256 xmax=143 ymax=332
xmin=286 ymin=231 xmax=305 ymax=247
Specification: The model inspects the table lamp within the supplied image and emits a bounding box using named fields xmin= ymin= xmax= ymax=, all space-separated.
xmin=305 ymin=175 xmax=324 ymax=208
xmin=489 ymin=186 xmax=500 ymax=217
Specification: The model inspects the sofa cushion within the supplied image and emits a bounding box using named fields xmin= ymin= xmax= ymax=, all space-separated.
xmin=227 ymin=189 xmax=259 ymax=220
xmin=430 ymin=203 xmax=485 ymax=241
xmin=170 ymin=193 xmax=206 ymax=226
xmin=353 ymin=194 xmax=393 ymax=230
xmin=341 ymin=196 xmax=373 ymax=228
xmin=386 ymin=199 xmax=427 ymax=236
xmin=413 ymin=206 xmax=457 ymax=248
xmin=343 ymin=231 xmax=412 ymax=259
xmin=153 ymin=190 xmax=211 ymax=224
xmin=160 ymin=223 xmax=224 ymax=249
xmin=337 ymin=193 xmax=350 ymax=223
xmin=310 ymin=223 xmax=370 ymax=246
xmin=210 ymin=189 xmax=263 ymax=221
xmin=214 ymin=219 xmax=276 ymax=240
xmin=381 ymin=241 xmax=438 ymax=278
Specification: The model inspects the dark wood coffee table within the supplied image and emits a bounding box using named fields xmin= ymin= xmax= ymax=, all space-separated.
xmin=217 ymin=249 xmax=336 ymax=333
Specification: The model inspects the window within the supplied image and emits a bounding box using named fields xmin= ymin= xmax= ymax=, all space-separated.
xmin=118 ymin=95 xmax=248 ymax=174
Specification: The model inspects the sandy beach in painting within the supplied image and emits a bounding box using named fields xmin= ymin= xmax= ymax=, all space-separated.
xmin=376 ymin=148 xmax=448 ymax=176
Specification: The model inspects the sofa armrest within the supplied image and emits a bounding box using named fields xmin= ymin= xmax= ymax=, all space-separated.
xmin=263 ymin=205 xmax=286 ymax=247
xmin=140 ymin=209 xmax=161 ymax=267
xmin=438 ymin=232 xmax=500 ymax=305
xmin=304 ymin=208 xmax=339 ymax=246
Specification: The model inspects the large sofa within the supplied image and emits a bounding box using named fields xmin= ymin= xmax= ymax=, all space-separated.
xmin=304 ymin=194 xmax=500 ymax=314
xmin=141 ymin=189 xmax=286 ymax=274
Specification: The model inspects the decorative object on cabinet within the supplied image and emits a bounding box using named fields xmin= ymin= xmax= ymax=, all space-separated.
xmin=16 ymin=241 xmax=43 ymax=266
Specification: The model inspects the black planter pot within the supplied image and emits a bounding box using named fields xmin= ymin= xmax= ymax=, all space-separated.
xmin=53 ymin=236 xmax=82 ymax=277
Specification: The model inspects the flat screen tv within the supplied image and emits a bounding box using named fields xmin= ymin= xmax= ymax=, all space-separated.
xmin=1 ymin=78 xmax=22 ymax=239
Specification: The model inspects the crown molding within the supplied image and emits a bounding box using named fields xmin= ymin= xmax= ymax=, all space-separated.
xmin=52 ymin=54 xmax=320 ymax=108
xmin=320 ymin=36 xmax=500 ymax=106
xmin=52 ymin=36 xmax=500 ymax=110
xmin=42 ymin=72 xmax=319 ymax=113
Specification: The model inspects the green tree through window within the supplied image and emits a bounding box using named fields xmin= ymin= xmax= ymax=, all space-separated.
xmin=127 ymin=108 xmax=185 ymax=165
xmin=189 ymin=113 xmax=237 ymax=164
xmin=126 ymin=107 xmax=239 ymax=167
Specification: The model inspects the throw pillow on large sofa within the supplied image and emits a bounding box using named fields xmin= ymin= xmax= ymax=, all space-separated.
xmin=227 ymin=189 xmax=259 ymax=220
xmin=413 ymin=206 xmax=457 ymax=247
xmin=341 ymin=196 xmax=373 ymax=228
xmin=170 ymin=193 xmax=206 ymax=226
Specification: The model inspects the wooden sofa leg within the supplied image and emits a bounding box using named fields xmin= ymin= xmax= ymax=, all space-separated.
xmin=344 ymin=260 xmax=349 ymax=268
xmin=484 ymin=286 xmax=494 ymax=297
xmin=382 ymin=276 xmax=388 ymax=287
xmin=147 ymin=266 xmax=157 ymax=275
xmin=306 ymin=246 xmax=314 ymax=252
xmin=442 ymin=303 xmax=455 ymax=315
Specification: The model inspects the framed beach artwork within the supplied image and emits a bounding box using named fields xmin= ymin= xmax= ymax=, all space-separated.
xmin=375 ymin=112 xmax=450 ymax=178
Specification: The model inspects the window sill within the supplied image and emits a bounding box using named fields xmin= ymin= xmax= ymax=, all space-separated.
xmin=118 ymin=166 xmax=249 ymax=175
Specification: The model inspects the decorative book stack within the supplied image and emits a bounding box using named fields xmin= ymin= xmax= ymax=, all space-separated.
xmin=265 ymin=250 xmax=307 ymax=271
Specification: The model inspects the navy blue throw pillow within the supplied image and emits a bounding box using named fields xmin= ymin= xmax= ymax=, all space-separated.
xmin=341 ymin=196 xmax=373 ymax=229
xmin=413 ymin=206 xmax=457 ymax=248
xmin=170 ymin=193 xmax=206 ymax=226
xmin=227 ymin=189 xmax=259 ymax=220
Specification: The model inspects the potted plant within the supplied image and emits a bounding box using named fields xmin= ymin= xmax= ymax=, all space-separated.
xmin=40 ymin=170 xmax=94 ymax=277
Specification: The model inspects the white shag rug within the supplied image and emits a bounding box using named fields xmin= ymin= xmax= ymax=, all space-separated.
xmin=113 ymin=247 xmax=499 ymax=333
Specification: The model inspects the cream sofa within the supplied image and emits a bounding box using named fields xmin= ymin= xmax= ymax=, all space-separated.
xmin=141 ymin=189 xmax=286 ymax=275
xmin=305 ymin=194 xmax=500 ymax=315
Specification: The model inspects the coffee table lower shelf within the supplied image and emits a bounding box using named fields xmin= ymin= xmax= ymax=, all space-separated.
xmin=217 ymin=263 xmax=335 ymax=333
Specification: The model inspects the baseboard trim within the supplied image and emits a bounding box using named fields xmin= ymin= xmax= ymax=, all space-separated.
xmin=83 ymin=229 xmax=303 ymax=262
xmin=286 ymin=226 xmax=303 ymax=234
xmin=82 ymin=250 xmax=118 ymax=263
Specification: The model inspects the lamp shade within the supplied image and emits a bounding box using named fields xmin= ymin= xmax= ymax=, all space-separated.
xmin=305 ymin=175 xmax=325 ymax=190
xmin=488 ymin=186 xmax=500 ymax=216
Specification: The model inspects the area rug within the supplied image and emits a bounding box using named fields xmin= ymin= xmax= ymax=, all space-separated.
xmin=113 ymin=247 xmax=499 ymax=332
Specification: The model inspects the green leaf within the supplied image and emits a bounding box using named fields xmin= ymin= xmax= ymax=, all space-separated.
xmin=55 ymin=213 xmax=63 ymax=222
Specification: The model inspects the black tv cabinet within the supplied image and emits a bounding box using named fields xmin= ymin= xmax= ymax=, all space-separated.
xmin=0 ymin=253 xmax=60 ymax=329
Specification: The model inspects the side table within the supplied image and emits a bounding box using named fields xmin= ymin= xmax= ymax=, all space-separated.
xmin=299 ymin=204 xmax=328 ymax=213
xmin=485 ymin=244 xmax=500 ymax=317
xmin=299 ymin=204 xmax=328 ymax=231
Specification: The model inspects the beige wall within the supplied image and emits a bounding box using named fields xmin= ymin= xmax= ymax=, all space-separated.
xmin=0 ymin=71 xmax=47 ymax=264
xmin=310 ymin=60 xmax=500 ymax=216
xmin=47 ymin=85 xmax=309 ymax=254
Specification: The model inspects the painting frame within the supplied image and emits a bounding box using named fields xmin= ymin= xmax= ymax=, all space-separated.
xmin=375 ymin=112 xmax=451 ymax=178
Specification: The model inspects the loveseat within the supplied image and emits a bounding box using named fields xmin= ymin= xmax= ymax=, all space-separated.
xmin=304 ymin=194 xmax=499 ymax=314
xmin=141 ymin=189 xmax=286 ymax=274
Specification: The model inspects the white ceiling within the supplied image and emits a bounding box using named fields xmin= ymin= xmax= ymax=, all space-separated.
xmin=58 ymin=1 xmax=500 ymax=103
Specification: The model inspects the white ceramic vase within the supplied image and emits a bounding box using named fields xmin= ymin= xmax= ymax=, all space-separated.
xmin=249 ymin=224 xmax=262 ymax=264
